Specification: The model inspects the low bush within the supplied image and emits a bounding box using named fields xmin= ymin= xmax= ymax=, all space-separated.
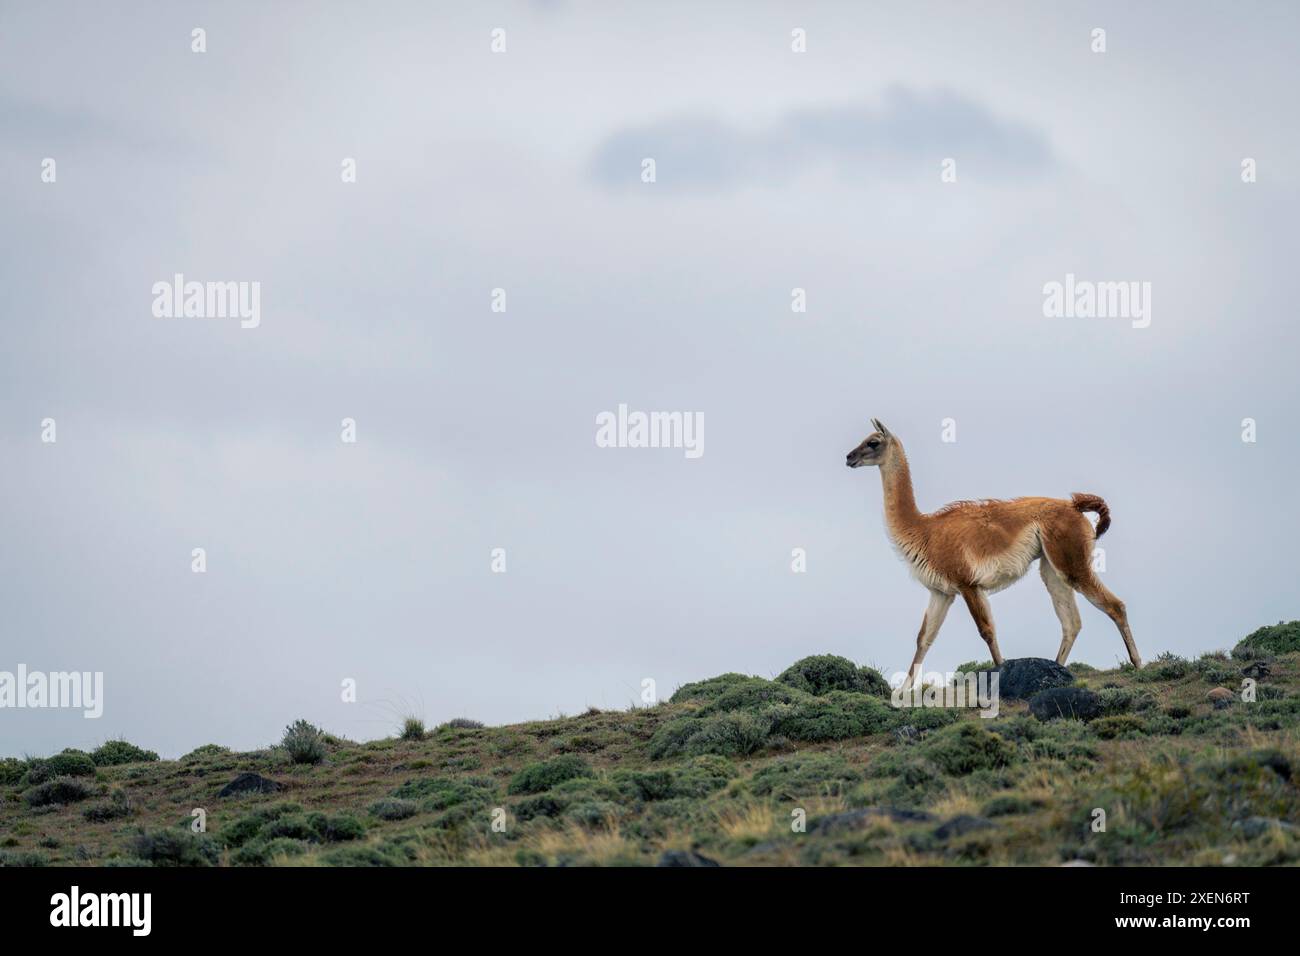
xmin=83 ymin=788 xmax=132 ymax=822
xmin=128 ymin=829 xmax=219 ymax=867
xmin=1234 ymin=621 xmax=1300 ymax=658
xmin=507 ymin=756 xmax=593 ymax=795
xmin=91 ymin=740 xmax=159 ymax=766
xmin=281 ymin=719 xmax=327 ymax=765
xmin=23 ymin=776 xmax=96 ymax=808
xmin=368 ymin=798 xmax=419 ymax=821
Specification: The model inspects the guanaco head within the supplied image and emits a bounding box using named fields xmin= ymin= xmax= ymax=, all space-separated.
xmin=846 ymin=418 xmax=895 ymax=468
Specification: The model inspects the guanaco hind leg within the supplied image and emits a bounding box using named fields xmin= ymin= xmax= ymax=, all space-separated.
xmin=1040 ymin=558 xmax=1082 ymax=664
xmin=1042 ymin=534 xmax=1142 ymax=668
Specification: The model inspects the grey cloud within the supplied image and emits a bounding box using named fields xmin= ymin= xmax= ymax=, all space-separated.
xmin=589 ymin=87 xmax=1055 ymax=189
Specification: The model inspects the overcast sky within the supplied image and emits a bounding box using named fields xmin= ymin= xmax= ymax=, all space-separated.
xmin=3 ymin=1 xmax=1297 ymax=758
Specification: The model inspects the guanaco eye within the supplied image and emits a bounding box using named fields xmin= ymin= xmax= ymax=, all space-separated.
xmin=866 ymin=440 xmax=879 ymax=449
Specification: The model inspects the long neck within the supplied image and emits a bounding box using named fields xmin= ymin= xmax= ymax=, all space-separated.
xmin=879 ymin=441 xmax=922 ymax=533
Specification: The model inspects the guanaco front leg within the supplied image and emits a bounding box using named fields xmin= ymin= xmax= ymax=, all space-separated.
xmin=959 ymin=586 xmax=1003 ymax=666
xmin=903 ymin=590 xmax=954 ymax=689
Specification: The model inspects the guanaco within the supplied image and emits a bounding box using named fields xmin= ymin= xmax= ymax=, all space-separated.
xmin=846 ymin=419 xmax=1142 ymax=688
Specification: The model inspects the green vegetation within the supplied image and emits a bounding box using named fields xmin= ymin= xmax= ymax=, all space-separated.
xmin=281 ymin=719 xmax=327 ymax=765
xmin=91 ymin=740 xmax=159 ymax=766
xmin=3 ymin=622 xmax=1298 ymax=866
xmin=1235 ymin=621 xmax=1300 ymax=657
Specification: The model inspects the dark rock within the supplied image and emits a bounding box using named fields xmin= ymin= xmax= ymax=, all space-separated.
xmin=657 ymin=849 xmax=720 ymax=867
xmin=1241 ymin=661 xmax=1272 ymax=680
xmin=995 ymin=658 xmax=1076 ymax=699
xmin=814 ymin=807 xmax=934 ymax=835
xmin=1029 ymin=687 xmax=1103 ymax=722
xmin=217 ymin=773 xmax=283 ymax=798
xmin=934 ymin=815 xmax=997 ymax=840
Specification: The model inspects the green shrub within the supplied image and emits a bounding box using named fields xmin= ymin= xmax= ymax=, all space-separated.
xmin=507 ymin=756 xmax=593 ymax=795
xmin=393 ymin=776 xmax=497 ymax=810
xmin=648 ymin=710 xmax=773 ymax=760
xmin=669 ymin=673 xmax=754 ymax=704
xmin=83 ymin=788 xmax=132 ymax=822
xmin=368 ymin=798 xmax=418 ymax=821
xmin=955 ymin=660 xmax=996 ymax=674
xmin=1192 ymin=656 xmax=1238 ymax=685
xmin=218 ymin=803 xmax=304 ymax=848
xmin=128 ymin=829 xmax=219 ymax=867
xmin=1092 ymin=715 xmax=1149 ymax=740
xmin=308 ymin=812 xmax=365 ymax=842
xmin=399 ymin=718 xmax=426 ymax=741
xmin=1134 ymin=653 xmax=1191 ymax=683
xmin=232 ymin=837 xmax=307 ymax=866
xmin=1234 ymin=621 xmax=1300 ymax=658
xmin=749 ymin=753 xmax=860 ymax=800
xmin=861 ymin=754 xmax=947 ymax=807
xmin=565 ymin=800 xmax=620 ymax=829
xmin=281 ymin=719 xmax=327 ymax=765
xmin=0 ymin=850 xmax=49 ymax=867
xmin=1096 ymin=687 xmax=1157 ymax=715
xmin=180 ymin=744 xmax=229 ymax=762
xmin=697 ymin=677 xmax=809 ymax=714
xmin=0 ymin=758 xmax=28 ymax=787
xmin=513 ymin=793 xmax=569 ymax=821
xmin=915 ymin=723 xmax=1018 ymax=776
xmin=322 ymin=844 xmax=403 ymax=867
xmin=23 ymin=776 xmax=96 ymax=807
xmin=91 ymin=740 xmax=159 ymax=766
xmin=777 ymin=655 xmax=890 ymax=698
xmin=25 ymin=750 xmax=96 ymax=784
xmin=614 ymin=755 xmax=735 ymax=801
xmin=773 ymin=691 xmax=898 ymax=742
xmin=440 ymin=718 xmax=485 ymax=730
xmin=240 ymin=810 xmax=364 ymax=845
xmin=258 ymin=813 xmax=317 ymax=841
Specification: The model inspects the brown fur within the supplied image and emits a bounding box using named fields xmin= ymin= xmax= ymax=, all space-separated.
xmin=847 ymin=420 xmax=1142 ymax=684
xmin=1070 ymin=492 xmax=1110 ymax=537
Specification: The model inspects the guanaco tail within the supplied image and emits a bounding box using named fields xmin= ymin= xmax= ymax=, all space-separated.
xmin=846 ymin=419 xmax=1142 ymax=689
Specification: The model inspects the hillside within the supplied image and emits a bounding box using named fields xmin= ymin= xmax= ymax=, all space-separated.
xmin=3 ymin=621 xmax=1300 ymax=867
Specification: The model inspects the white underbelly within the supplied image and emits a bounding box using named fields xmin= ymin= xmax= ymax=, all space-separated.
xmin=968 ymin=527 xmax=1042 ymax=593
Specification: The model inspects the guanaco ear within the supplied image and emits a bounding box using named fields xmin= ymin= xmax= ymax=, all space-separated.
xmin=871 ymin=418 xmax=893 ymax=439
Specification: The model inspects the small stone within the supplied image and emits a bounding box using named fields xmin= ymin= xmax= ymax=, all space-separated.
xmin=217 ymin=772 xmax=283 ymax=798
xmin=657 ymin=849 xmax=720 ymax=867
xmin=1060 ymin=860 xmax=1096 ymax=867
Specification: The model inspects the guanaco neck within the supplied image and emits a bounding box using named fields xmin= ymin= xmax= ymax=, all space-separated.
xmin=879 ymin=441 xmax=923 ymax=537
